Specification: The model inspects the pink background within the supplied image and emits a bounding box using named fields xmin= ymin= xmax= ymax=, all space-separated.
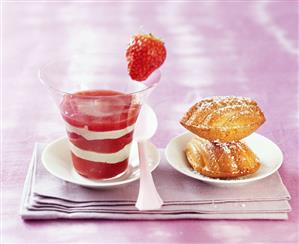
xmin=3 ymin=1 xmax=298 ymax=243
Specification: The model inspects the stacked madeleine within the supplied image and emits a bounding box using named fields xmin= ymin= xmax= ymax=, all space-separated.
xmin=180 ymin=96 xmax=266 ymax=179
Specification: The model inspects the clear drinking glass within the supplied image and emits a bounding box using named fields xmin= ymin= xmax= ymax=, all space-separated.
xmin=39 ymin=54 xmax=160 ymax=179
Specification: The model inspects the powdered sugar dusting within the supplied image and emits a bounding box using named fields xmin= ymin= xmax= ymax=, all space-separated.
xmin=181 ymin=96 xmax=265 ymax=142
xmin=187 ymin=137 xmax=260 ymax=179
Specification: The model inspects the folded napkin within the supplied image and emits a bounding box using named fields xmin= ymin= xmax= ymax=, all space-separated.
xmin=20 ymin=144 xmax=291 ymax=220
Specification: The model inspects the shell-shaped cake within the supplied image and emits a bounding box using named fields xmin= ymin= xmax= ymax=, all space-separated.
xmin=185 ymin=137 xmax=261 ymax=179
xmin=180 ymin=96 xmax=265 ymax=142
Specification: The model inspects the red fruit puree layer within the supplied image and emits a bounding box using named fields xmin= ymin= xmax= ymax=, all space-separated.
xmin=67 ymin=131 xmax=134 ymax=154
xmin=60 ymin=89 xmax=140 ymax=179
xmin=72 ymin=153 xmax=128 ymax=179
xmin=61 ymin=90 xmax=140 ymax=131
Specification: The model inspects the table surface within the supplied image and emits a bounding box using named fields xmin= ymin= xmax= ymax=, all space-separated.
xmin=2 ymin=1 xmax=299 ymax=243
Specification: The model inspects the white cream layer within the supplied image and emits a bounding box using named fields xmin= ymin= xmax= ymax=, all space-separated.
xmin=69 ymin=141 xmax=132 ymax=163
xmin=65 ymin=121 xmax=135 ymax=140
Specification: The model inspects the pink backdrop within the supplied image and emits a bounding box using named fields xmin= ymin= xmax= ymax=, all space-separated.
xmin=3 ymin=1 xmax=298 ymax=243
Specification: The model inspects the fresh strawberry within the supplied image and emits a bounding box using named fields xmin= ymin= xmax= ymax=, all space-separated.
xmin=126 ymin=33 xmax=166 ymax=81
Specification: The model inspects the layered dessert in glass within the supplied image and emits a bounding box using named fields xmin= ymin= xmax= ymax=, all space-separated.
xmin=61 ymin=90 xmax=140 ymax=179
xmin=40 ymin=33 xmax=165 ymax=180
xmin=39 ymin=54 xmax=158 ymax=180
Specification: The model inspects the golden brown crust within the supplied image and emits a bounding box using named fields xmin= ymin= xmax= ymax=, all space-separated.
xmin=180 ymin=96 xmax=266 ymax=142
xmin=185 ymin=137 xmax=261 ymax=179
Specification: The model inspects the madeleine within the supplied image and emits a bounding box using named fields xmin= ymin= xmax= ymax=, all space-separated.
xmin=180 ymin=96 xmax=265 ymax=142
xmin=185 ymin=137 xmax=261 ymax=179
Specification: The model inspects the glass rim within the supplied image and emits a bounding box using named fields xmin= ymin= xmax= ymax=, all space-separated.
xmin=38 ymin=55 xmax=160 ymax=98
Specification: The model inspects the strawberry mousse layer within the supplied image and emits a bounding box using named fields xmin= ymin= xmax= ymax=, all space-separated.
xmin=60 ymin=90 xmax=140 ymax=179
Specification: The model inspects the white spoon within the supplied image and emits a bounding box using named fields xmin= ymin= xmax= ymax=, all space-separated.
xmin=134 ymin=104 xmax=163 ymax=210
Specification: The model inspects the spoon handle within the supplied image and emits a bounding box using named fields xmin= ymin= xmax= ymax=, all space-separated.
xmin=135 ymin=141 xmax=163 ymax=210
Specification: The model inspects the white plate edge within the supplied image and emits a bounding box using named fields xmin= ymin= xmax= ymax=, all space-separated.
xmin=41 ymin=138 xmax=160 ymax=188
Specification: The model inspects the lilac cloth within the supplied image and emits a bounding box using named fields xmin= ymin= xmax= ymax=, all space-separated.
xmin=20 ymin=144 xmax=291 ymax=220
xmin=3 ymin=2 xmax=298 ymax=242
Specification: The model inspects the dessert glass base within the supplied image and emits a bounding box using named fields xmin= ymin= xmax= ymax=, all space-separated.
xmin=41 ymin=137 xmax=160 ymax=188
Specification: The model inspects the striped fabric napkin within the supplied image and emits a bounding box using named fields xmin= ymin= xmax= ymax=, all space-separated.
xmin=20 ymin=144 xmax=291 ymax=220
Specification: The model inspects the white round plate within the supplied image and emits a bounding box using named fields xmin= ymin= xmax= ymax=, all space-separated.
xmin=165 ymin=132 xmax=283 ymax=186
xmin=42 ymin=137 xmax=160 ymax=188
